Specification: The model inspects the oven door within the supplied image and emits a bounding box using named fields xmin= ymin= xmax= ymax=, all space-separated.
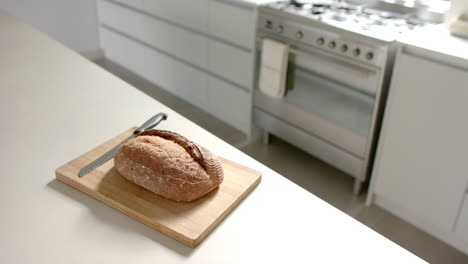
xmin=254 ymin=42 xmax=380 ymax=159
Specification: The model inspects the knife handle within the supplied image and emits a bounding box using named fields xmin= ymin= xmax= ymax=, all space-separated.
xmin=134 ymin=113 xmax=168 ymax=134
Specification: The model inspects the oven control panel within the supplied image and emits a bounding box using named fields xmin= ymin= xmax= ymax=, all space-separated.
xmin=258 ymin=14 xmax=386 ymax=67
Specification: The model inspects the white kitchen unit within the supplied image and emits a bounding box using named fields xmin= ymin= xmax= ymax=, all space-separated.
xmin=0 ymin=10 xmax=427 ymax=263
xmin=97 ymin=0 xmax=258 ymax=135
xmin=367 ymin=25 xmax=468 ymax=255
xmin=456 ymin=194 xmax=468 ymax=242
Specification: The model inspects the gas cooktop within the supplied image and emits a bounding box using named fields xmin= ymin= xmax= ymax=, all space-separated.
xmin=265 ymin=0 xmax=433 ymax=41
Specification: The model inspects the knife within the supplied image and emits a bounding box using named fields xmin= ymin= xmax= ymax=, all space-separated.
xmin=78 ymin=113 xmax=168 ymax=177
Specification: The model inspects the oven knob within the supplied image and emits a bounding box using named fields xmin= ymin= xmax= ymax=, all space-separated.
xmin=328 ymin=41 xmax=336 ymax=49
xmin=316 ymin=37 xmax=325 ymax=46
xmin=341 ymin=44 xmax=348 ymax=52
xmin=296 ymin=31 xmax=303 ymax=39
xmin=366 ymin=52 xmax=374 ymax=60
xmin=353 ymin=48 xmax=361 ymax=56
xmin=276 ymin=25 xmax=284 ymax=33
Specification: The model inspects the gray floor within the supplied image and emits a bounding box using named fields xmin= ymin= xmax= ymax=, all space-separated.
xmin=95 ymin=58 xmax=468 ymax=264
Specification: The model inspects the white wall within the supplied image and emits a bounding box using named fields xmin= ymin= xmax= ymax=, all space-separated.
xmin=0 ymin=0 xmax=101 ymax=58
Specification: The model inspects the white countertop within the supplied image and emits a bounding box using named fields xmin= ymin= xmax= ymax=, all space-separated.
xmin=398 ymin=24 xmax=468 ymax=64
xmin=398 ymin=24 xmax=468 ymax=71
xmin=0 ymin=10 xmax=425 ymax=264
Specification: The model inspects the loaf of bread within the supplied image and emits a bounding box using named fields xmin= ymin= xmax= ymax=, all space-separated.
xmin=114 ymin=129 xmax=224 ymax=202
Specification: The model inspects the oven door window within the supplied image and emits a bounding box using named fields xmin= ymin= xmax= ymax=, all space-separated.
xmin=285 ymin=65 xmax=375 ymax=139
xmin=254 ymin=64 xmax=376 ymax=158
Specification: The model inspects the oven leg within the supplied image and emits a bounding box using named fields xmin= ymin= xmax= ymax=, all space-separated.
xmin=263 ymin=130 xmax=270 ymax=145
xmin=353 ymin=178 xmax=363 ymax=195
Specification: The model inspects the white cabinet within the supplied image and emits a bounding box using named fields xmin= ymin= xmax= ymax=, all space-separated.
xmin=455 ymin=194 xmax=468 ymax=242
xmin=209 ymin=0 xmax=255 ymax=48
xmin=373 ymin=52 xmax=468 ymax=229
xmin=100 ymin=27 xmax=207 ymax=108
xmin=206 ymin=77 xmax=251 ymax=131
xmin=143 ymin=0 xmax=209 ymax=32
xmin=97 ymin=0 xmax=256 ymax=135
xmin=208 ymin=40 xmax=253 ymax=89
xmin=368 ymin=46 xmax=468 ymax=254
xmin=112 ymin=0 xmax=143 ymax=9
xmin=99 ymin=1 xmax=208 ymax=68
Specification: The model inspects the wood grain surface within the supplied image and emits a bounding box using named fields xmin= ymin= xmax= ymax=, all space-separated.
xmin=55 ymin=128 xmax=261 ymax=247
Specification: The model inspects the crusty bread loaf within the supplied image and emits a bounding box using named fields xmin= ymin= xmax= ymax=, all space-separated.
xmin=114 ymin=129 xmax=224 ymax=202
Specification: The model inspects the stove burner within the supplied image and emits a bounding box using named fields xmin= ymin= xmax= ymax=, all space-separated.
xmin=331 ymin=14 xmax=347 ymax=22
xmin=335 ymin=6 xmax=357 ymax=13
xmin=406 ymin=17 xmax=425 ymax=26
xmin=311 ymin=9 xmax=324 ymax=15
xmin=267 ymin=0 xmax=429 ymax=36
xmin=289 ymin=0 xmax=332 ymax=8
xmin=311 ymin=4 xmax=329 ymax=8
xmin=289 ymin=0 xmax=309 ymax=8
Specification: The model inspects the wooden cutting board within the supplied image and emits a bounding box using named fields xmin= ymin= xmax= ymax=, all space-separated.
xmin=56 ymin=128 xmax=261 ymax=247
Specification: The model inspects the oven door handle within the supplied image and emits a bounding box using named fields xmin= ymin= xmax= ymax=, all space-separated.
xmin=289 ymin=46 xmax=378 ymax=79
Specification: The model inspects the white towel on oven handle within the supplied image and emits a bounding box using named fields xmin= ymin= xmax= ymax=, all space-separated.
xmin=259 ymin=38 xmax=289 ymax=98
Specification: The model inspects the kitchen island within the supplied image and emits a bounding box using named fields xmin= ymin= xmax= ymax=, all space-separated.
xmin=0 ymin=10 xmax=424 ymax=263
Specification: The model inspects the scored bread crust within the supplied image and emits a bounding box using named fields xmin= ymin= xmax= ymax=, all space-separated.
xmin=114 ymin=129 xmax=224 ymax=202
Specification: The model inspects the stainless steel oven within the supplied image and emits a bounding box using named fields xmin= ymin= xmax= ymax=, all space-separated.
xmin=254 ymin=4 xmax=398 ymax=193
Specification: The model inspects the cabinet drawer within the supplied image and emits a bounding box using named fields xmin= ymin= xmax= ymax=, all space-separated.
xmin=100 ymin=27 xmax=207 ymax=107
xmin=99 ymin=27 xmax=145 ymax=76
xmin=208 ymin=40 xmax=253 ymax=89
xmin=254 ymin=109 xmax=363 ymax=177
xmin=109 ymin=0 xmax=143 ymax=9
xmin=209 ymin=0 xmax=255 ymax=48
xmin=373 ymin=53 xmax=468 ymax=231
xmin=99 ymin=1 xmax=208 ymax=68
xmin=455 ymin=192 xmax=468 ymax=242
xmin=207 ymin=77 xmax=251 ymax=133
xmin=143 ymin=0 xmax=209 ymax=32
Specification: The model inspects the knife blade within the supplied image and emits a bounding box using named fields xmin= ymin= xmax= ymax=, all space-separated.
xmin=78 ymin=113 xmax=168 ymax=177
